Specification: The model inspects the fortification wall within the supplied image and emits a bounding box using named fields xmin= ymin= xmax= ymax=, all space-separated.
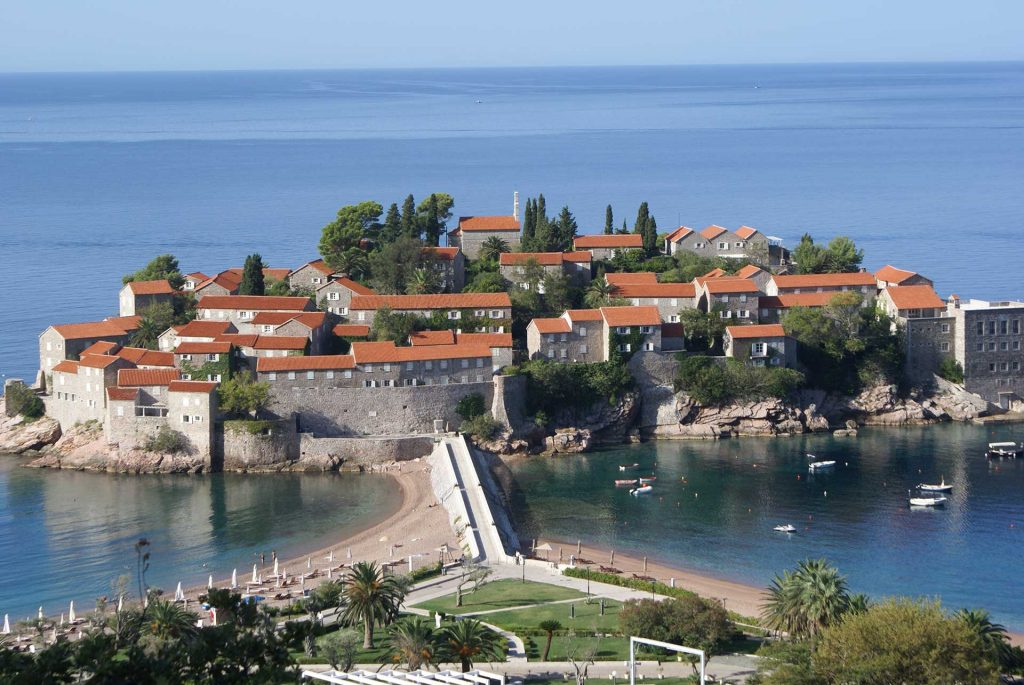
xmin=222 ymin=418 xmax=299 ymax=470
xmin=298 ymin=434 xmax=435 ymax=469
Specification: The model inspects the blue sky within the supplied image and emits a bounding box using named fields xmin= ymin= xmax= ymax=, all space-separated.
xmin=3 ymin=0 xmax=1022 ymax=72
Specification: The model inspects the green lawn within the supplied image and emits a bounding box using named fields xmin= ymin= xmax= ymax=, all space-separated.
xmin=414 ymin=579 xmax=585 ymax=615
xmin=523 ymin=634 xmax=631 ymax=661
xmin=484 ymin=598 xmax=623 ymax=633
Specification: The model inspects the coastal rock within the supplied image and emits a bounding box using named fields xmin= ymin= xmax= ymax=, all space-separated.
xmin=544 ymin=428 xmax=592 ymax=454
xmin=546 ymin=390 xmax=640 ymax=444
xmin=0 ymin=411 xmax=61 ymax=453
xmin=27 ymin=422 xmax=206 ymax=473
xmin=930 ymin=376 xmax=992 ymax=421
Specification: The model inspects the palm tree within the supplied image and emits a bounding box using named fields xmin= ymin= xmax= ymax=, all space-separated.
xmin=144 ymin=598 xmax=197 ymax=641
xmin=760 ymin=559 xmax=850 ymax=639
xmin=130 ymin=315 xmax=164 ymax=350
xmin=439 ymin=619 xmax=506 ymax=672
xmin=584 ymin=277 xmax=615 ymax=308
xmin=848 ymin=593 xmax=871 ymax=615
xmin=955 ymin=608 xmax=1016 ymax=668
xmin=478 ymin=236 xmax=510 ymax=262
xmin=538 ymin=619 xmax=562 ymax=661
xmin=407 ymin=267 xmax=440 ymax=295
xmin=341 ymin=561 xmax=405 ymax=649
xmin=384 ymin=617 xmax=439 ymax=670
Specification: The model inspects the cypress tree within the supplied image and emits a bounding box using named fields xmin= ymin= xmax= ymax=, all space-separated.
xmin=521 ymin=198 xmax=536 ymax=251
xmin=556 ymin=206 xmax=578 ymax=251
xmin=604 ymin=205 xmax=613 ymax=234
xmin=646 ymin=215 xmax=658 ymax=253
xmin=400 ymin=194 xmax=418 ymax=239
xmin=537 ymin=194 xmax=547 ymax=223
xmin=424 ymin=194 xmax=441 ymax=247
xmin=634 ymin=201 xmax=650 ymax=236
xmin=382 ymin=202 xmax=401 ymax=243
xmin=240 ymin=253 xmax=265 ymax=296
xmin=621 ymin=219 xmax=628 ymax=234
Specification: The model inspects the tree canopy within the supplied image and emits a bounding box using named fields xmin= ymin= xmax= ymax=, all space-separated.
xmin=123 ymin=254 xmax=185 ymax=290
xmin=792 ymin=233 xmax=864 ymax=274
xmin=239 ymin=253 xmax=265 ymax=296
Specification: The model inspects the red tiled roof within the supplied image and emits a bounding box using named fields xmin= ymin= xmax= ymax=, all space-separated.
xmin=196 ymin=271 xmax=242 ymax=291
xmin=251 ymin=311 xmax=326 ymax=329
xmin=566 ymin=309 xmax=603 ymax=322
xmin=175 ymin=320 xmax=236 ymax=338
xmin=772 ymin=273 xmax=877 ymax=289
xmin=197 ymin=295 xmax=313 ymax=311
xmin=350 ymin=341 xmax=493 ymax=363
xmin=531 ymin=317 xmax=571 ymax=334
xmin=107 ymin=386 xmax=139 ymax=401
xmin=760 ymin=292 xmax=839 ymax=309
xmin=114 ymin=346 xmax=150 ymax=363
xmin=81 ymin=340 xmax=120 ymax=356
xmin=665 ymin=226 xmax=694 ymax=242
xmin=350 ymin=293 xmax=512 ymax=310
xmin=703 ymin=278 xmax=761 ymax=294
xmin=735 ymin=264 xmax=765 ymax=279
xmin=104 ymin=315 xmax=142 ymax=330
xmin=605 ymin=272 xmax=659 ymax=285
xmin=333 ymin=324 xmax=371 ymax=338
xmin=257 ymin=355 xmax=355 ymax=372
xmin=175 ymin=341 xmax=233 ymax=354
xmin=292 ymin=259 xmax=335 ymax=276
xmin=700 ymin=225 xmax=728 ymax=240
xmin=600 ymin=306 xmax=661 ymax=327
xmin=423 ymin=247 xmax=461 ymax=261
xmin=263 ymin=268 xmax=291 ymax=282
xmin=734 ymin=225 xmax=759 ymax=240
xmin=661 ymin=323 xmax=685 ymax=338
xmin=51 ymin=320 xmax=133 ymax=340
xmin=885 ymin=285 xmax=946 ymax=310
xmin=457 ymin=332 xmax=513 ymax=348
xmin=52 ymin=360 xmax=79 ymax=374
xmin=136 ymin=350 xmax=175 ymax=367
xmin=875 ymin=265 xmax=919 ymax=284
xmin=727 ymin=324 xmax=786 ymax=340
xmin=252 ymin=336 xmax=308 ymax=351
xmin=117 ymin=368 xmax=181 ymax=387
xmin=499 ymin=252 xmax=592 ymax=266
xmin=215 ymin=333 xmax=260 ymax=347
xmin=456 ymin=216 xmax=520 ymax=232
xmin=126 ymin=279 xmax=175 ymax=295
xmin=693 ymin=268 xmax=727 ymax=285
xmin=573 ymin=234 xmax=643 ymax=249
xmin=612 ymin=283 xmax=696 ymax=298
xmin=168 ymin=380 xmax=218 ymax=393
xmin=186 ymin=272 xmax=209 ymax=282
xmin=411 ymin=330 xmax=456 ymax=346
xmin=333 ymin=277 xmax=375 ymax=296
xmin=79 ymin=354 xmax=123 ymax=369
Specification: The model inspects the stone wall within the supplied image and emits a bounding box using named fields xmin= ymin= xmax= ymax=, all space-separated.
xmin=491 ymin=373 xmax=526 ymax=433
xmin=297 ymin=434 xmax=435 ymax=470
xmin=265 ymin=381 xmax=495 ymax=436
xmin=221 ymin=418 xmax=299 ymax=470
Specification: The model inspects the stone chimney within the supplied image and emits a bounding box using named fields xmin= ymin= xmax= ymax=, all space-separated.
xmin=513 ymin=191 xmax=520 ymax=222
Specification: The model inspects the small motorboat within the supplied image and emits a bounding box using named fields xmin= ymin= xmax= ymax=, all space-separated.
xmin=630 ymin=485 xmax=653 ymax=496
xmin=773 ymin=524 xmax=797 ymax=533
xmin=808 ymin=461 xmax=836 ymax=472
xmin=639 ymin=476 xmax=657 ymax=484
xmin=909 ymin=495 xmax=947 ymax=507
xmin=614 ymin=479 xmax=637 ymax=487
xmin=619 ymin=463 xmax=640 ymax=471
xmin=986 ymin=442 xmax=1022 ymax=459
xmin=916 ymin=478 xmax=953 ymax=493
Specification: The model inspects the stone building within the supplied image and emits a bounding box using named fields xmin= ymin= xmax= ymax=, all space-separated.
xmin=498 ymin=252 xmax=592 ymax=291
xmin=448 ymin=196 xmax=521 ymax=259
xmin=757 ymin=291 xmax=874 ymax=324
xmin=411 ymin=331 xmax=514 ymax=370
xmin=609 ymin=279 xmax=696 ymax=323
xmin=158 ymin=320 xmax=237 ymax=351
xmin=724 ymin=324 xmax=797 ymax=368
xmin=665 ymin=225 xmax=773 ymax=263
xmin=192 ymin=271 xmax=242 ymax=298
xmin=525 ymin=309 xmax=605 ymax=363
xmin=349 ymin=293 xmax=512 ymax=332
xmin=242 ymin=311 xmax=332 ymax=354
xmin=947 ymin=297 xmax=1024 ymax=408
xmin=196 ymin=295 xmax=316 ymax=325
xmin=875 ymin=265 xmax=933 ymax=289
xmin=48 ymin=354 xmax=134 ymax=426
xmin=182 ymin=272 xmax=209 ymax=293
xmin=173 ymin=341 xmax=236 ymax=382
xmin=766 ymin=272 xmax=878 ymax=300
xmin=695 ymin=278 xmax=762 ymax=323
xmin=600 ymin=306 xmax=663 ymax=358
xmin=315 ymin=277 xmax=375 ymax=317
xmin=423 ymin=247 xmax=466 ymax=292
xmin=288 ymin=259 xmax=336 ymax=292
xmin=878 ymin=285 xmax=954 ymax=384
xmin=119 ymin=280 xmax=176 ymax=317
xmin=105 ymin=380 xmax=218 ymax=463
xmin=571 ymin=234 xmax=643 ymax=260
xmin=39 ymin=318 xmax=139 ymax=374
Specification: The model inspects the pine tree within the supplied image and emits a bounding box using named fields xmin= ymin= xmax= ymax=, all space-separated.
xmin=382 ymin=202 xmax=401 ymax=243
xmin=604 ymin=205 xmax=613 ymax=234
xmin=556 ymin=206 xmax=578 ymax=251
xmin=240 ymin=254 xmax=265 ymax=296
xmin=400 ymin=194 xmax=418 ymax=239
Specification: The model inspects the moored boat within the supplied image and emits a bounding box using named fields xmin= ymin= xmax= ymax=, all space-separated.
xmin=619 ymin=463 xmax=640 ymax=471
xmin=630 ymin=485 xmax=653 ymax=496
xmin=909 ymin=495 xmax=947 ymax=507
xmin=808 ymin=460 xmax=836 ymax=472
xmin=614 ymin=479 xmax=637 ymax=486
xmin=986 ymin=442 xmax=1022 ymax=459
xmin=773 ymin=524 xmax=797 ymax=533
xmin=639 ymin=476 xmax=657 ymax=484
xmin=917 ymin=478 xmax=953 ymax=493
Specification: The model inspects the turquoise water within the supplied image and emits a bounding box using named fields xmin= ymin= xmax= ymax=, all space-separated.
xmin=2 ymin=63 xmax=1024 ymax=380
xmin=509 ymin=422 xmax=1024 ymax=629
xmin=0 ymin=457 xmax=400 ymax=619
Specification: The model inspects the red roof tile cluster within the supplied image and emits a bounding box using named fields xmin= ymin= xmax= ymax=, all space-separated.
xmin=499 ymin=252 xmax=592 ymax=266
xmin=104 ymin=315 xmax=142 ymax=330
xmin=771 ymin=273 xmax=877 ymax=289
xmin=456 ymin=216 xmax=521 ymax=232
xmin=612 ymin=283 xmax=697 ymax=298
xmin=531 ymin=317 xmax=571 ymax=334
xmin=735 ymin=264 xmax=765 ymax=279
xmin=291 ymin=259 xmax=335 ymax=276
xmin=703 ymin=279 xmax=761 ymax=294
xmin=875 ymin=265 xmax=919 ymax=284
xmin=52 ymin=360 xmax=79 ymax=374
xmin=457 ymin=332 xmax=513 ymax=348
xmin=350 ymin=293 xmax=512 ymax=310
xmin=186 ymin=272 xmax=210 ymax=282
xmin=410 ymin=330 xmax=456 ymax=346
xmin=196 ymin=271 xmax=242 ymax=292
xmin=257 ymin=355 xmax=356 ymax=372
xmin=51 ymin=320 xmax=134 ymax=340
xmin=605 ymin=272 xmax=659 ymax=285
xmin=115 ymin=346 xmax=174 ymax=367
xmin=566 ymin=309 xmax=603 ymax=322
xmin=331 ymin=277 xmax=375 ymax=295
xmin=665 ymin=226 xmax=694 ymax=242
xmin=885 ymin=285 xmax=946 ymax=310
xmin=125 ymin=279 xmax=175 ymax=295
xmin=700 ymin=225 xmax=728 ymax=240
xmin=175 ymin=320 xmax=236 ymax=338
xmin=727 ymin=324 xmax=787 ymax=340
xmin=107 ymin=387 xmax=139 ymax=401
xmin=350 ymin=341 xmax=493 ymax=363
xmin=197 ymin=295 xmax=314 ymax=311
xmin=117 ymin=368 xmax=181 ymax=387
xmin=759 ymin=292 xmax=841 ymax=309
xmin=79 ymin=354 xmax=123 ymax=369
xmin=252 ymin=336 xmax=308 ymax=351
xmin=215 ymin=333 xmax=260 ymax=347
xmin=423 ymin=247 xmax=461 ymax=261
xmin=572 ymin=234 xmax=643 ymax=249
xmin=81 ymin=341 xmax=120 ymax=356
xmin=175 ymin=341 xmax=233 ymax=354
xmin=600 ymin=306 xmax=662 ymax=327
xmin=168 ymin=380 xmax=218 ymax=393
xmin=333 ymin=324 xmax=371 ymax=338
xmin=734 ymin=225 xmax=759 ymax=239
xmin=251 ymin=311 xmax=326 ymax=328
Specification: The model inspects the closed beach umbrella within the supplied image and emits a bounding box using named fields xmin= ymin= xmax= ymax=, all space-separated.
xmin=307 ymin=556 xmax=312 ymax=570
xmin=328 ymin=550 xmax=334 ymax=563
xmin=327 ymin=568 xmax=333 ymax=579
xmin=2 ymin=614 xmax=9 ymax=634
xmin=175 ymin=582 xmax=184 ymax=601
xmin=347 ymin=547 xmax=352 ymax=559
xmin=273 ymin=558 xmax=279 ymax=577
xmin=208 ymin=574 xmax=213 ymax=589
xmin=37 ymin=607 xmax=43 ymax=620
xmin=231 ymin=569 xmax=237 ymax=589
xmin=68 ymin=601 xmax=75 ymax=623
xmin=60 ymin=614 xmax=65 ymax=627
xmin=117 ymin=595 xmax=123 ymax=613
xmin=252 ymin=564 xmax=258 ymax=583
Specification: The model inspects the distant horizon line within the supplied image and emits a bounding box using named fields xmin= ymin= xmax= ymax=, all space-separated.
xmin=1 ymin=57 xmax=1022 ymax=77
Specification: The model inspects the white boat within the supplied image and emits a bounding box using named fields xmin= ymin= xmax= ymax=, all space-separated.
xmin=909 ymin=495 xmax=947 ymax=507
xmin=916 ymin=478 xmax=952 ymax=493
xmin=619 ymin=463 xmax=640 ymax=471
xmin=808 ymin=461 xmax=836 ymax=472
xmin=773 ymin=524 xmax=797 ymax=533
xmin=986 ymin=442 xmax=1022 ymax=459
xmin=630 ymin=485 xmax=653 ymax=496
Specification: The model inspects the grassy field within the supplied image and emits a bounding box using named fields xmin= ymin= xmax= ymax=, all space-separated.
xmin=413 ymin=579 xmax=585 ymax=614
xmin=483 ymin=598 xmax=623 ymax=633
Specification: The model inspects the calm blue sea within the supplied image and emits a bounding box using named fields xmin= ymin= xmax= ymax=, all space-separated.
xmin=2 ymin=63 xmax=1024 ymax=381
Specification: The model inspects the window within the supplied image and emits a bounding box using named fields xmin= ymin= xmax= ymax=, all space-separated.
xmin=363 ymin=380 xmax=374 ymax=388
xmin=404 ymin=378 xmax=415 ymax=386
xmin=305 ymin=371 xmax=314 ymax=380
xmin=1015 ymin=341 xmax=1021 ymax=351
xmin=116 ymin=406 xmax=124 ymax=416
xmin=1001 ymin=342 xmax=1009 ymax=351
xmin=474 ymin=309 xmax=485 ymax=317
xmin=617 ymin=326 xmax=630 ymax=334
xmin=578 ymin=327 xmax=587 ymax=337
xmin=1001 ymin=362 xmax=1009 ymax=372
xmin=312 ymin=277 xmax=322 ymax=284
xmin=988 ymin=321 xmax=996 ymax=335
xmin=475 ymin=358 xmax=484 ymax=368
xmin=560 ymin=333 xmax=568 ymax=342
xmin=382 ymin=364 xmax=390 ymax=372
xmin=720 ymin=295 xmax=729 ymax=303
xmin=459 ymin=376 xmax=467 ymax=384
xmin=405 ymin=362 xmax=414 ymax=371
xmin=1014 ymin=320 xmax=1021 ymax=334
xmin=240 ymin=311 xmax=252 ymax=319
xmin=976 ymin=321 xmax=984 ymax=335
xmin=267 ymin=372 xmax=277 ymax=381
xmin=365 ymin=363 xmax=373 ymax=372
xmin=343 ymin=370 xmax=352 ymax=379
xmin=717 ymin=241 xmax=729 ymax=250
xmin=181 ymin=353 xmax=192 ymax=361
xmin=643 ymin=343 xmax=654 ymax=351
xmin=425 ymin=361 xmax=433 ymax=370
xmin=383 ymin=379 xmax=394 ymax=387
xmin=461 ymin=359 xmax=469 ymax=369
xmin=182 ymin=373 xmax=192 ymax=380
xmin=580 ymin=344 xmax=588 ymax=354
xmin=619 ymin=343 xmax=632 ymax=352
xmin=990 ymin=363 xmax=997 ymax=372
xmin=547 ymin=349 xmax=555 ymax=359
xmin=490 ymin=310 xmax=502 ymax=318
xmin=207 ymin=374 xmax=222 ymax=382
xmin=286 ymin=371 xmax=296 ymax=380
xmin=262 ymin=325 xmax=274 ymax=333
xmin=669 ymin=315 xmax=679 ymax=323
xmin=752 ymin=342 xmax=767 ymax=357
xmin=640 ymin=326 xmax=653 ymax=334
xmin=738 ymin=310 xmax=750 ymax=319
xmin=694 ymin=241 xmax=706 ymax=249
xmin=940 ymin=342 xmax=949 ymax=351
xmin=735 ymin=241 xmax=746 ymax=248
xmin=976 ymin=342 xmax=984 ymax=352
xmin=1001 ymin=320 xmax=1009 ymax=335
xmin=448 ymin=310 xmax=461 ymax=320
xmin=328 ymin=292 xmax=339 ymax=301
xmin=560 ymin=349 xmax=568 ymax=359
xmin=183 ymin=415 xmax=193 ymax=424
xmin=739 ymin=294 xmax=747 ymax=303
xmin=988 ymin=342 xmax=996 ymax=351
xmin=357 ymin=311 xmax=366 ymax=321
xmin=1014 ymin=362 xmax=1021 ymax=371
xmin=207 ymin=353 xmax=220 ymax=362
xmin=720 ymin=310 xmax=732 ymax=319
xmin=440 ymin=360 xmax=448 ymax=370
xmin=339 ymin=307 xmax=348 ymax=316
xmin=941 ymin=323 xmax=950 ymax=333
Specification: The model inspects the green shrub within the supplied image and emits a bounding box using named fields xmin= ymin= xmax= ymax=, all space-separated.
xmin=456 ymin=393 xmax=486 ymax=421
xmin=143 ymin=426 xmax=190 ymax=454
xmin=675 ymin=356 xmax=804 ymax=406
xmin=508 ymin=359 xmax=634 ymax=416
xmin=5 ymin=383 xmax=44 ymax=418
xmin=409 ymin=561 xmax=443 ymax=583
xmin=937 ymin=358 xmax=964 ymax=384
xmin=461 ymin=413 xmax=501 ymax=440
